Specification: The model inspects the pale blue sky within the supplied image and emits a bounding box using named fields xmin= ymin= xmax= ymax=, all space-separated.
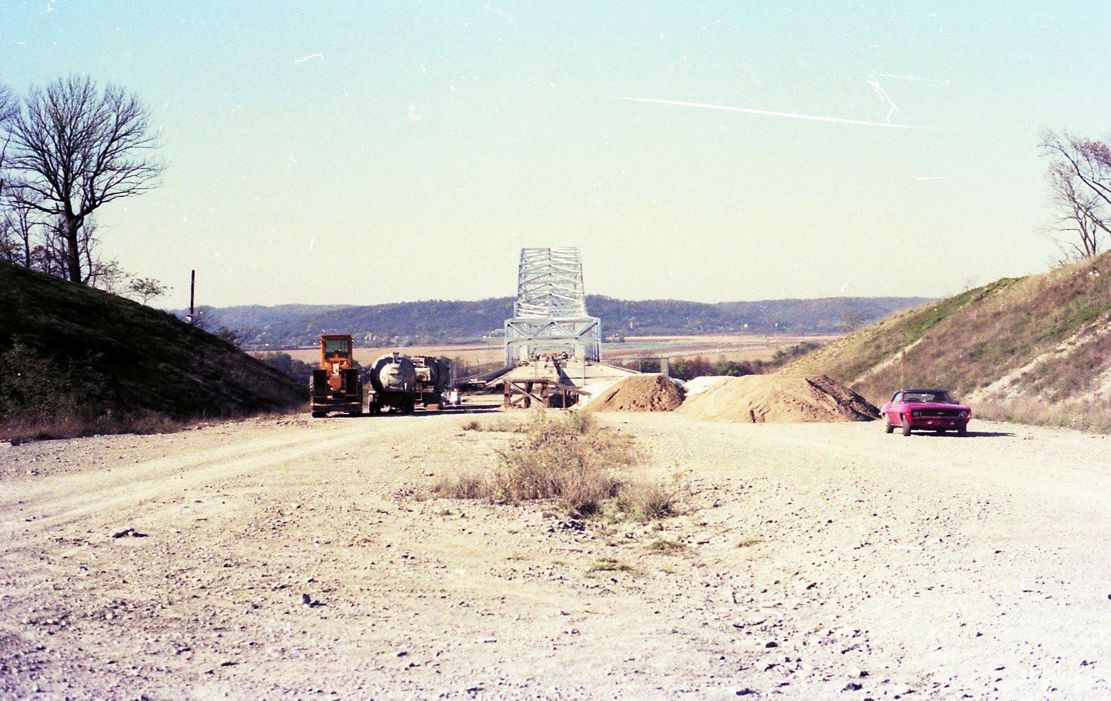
xmin=2 ymin=1 xmax=1108 ymax=306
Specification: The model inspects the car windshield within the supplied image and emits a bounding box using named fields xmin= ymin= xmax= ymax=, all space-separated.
xmin=904 ymin=391 xmax=955 ymax=404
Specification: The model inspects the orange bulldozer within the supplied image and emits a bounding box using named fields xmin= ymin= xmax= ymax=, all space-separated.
xmin=309 ymin=334 xmax=363 ymax=417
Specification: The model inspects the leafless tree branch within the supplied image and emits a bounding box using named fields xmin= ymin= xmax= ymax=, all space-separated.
xmin=0 ymin=82 xmax=20 ymax=199
xmin=1040 ymin=129 xmax=1111 ymax=260
xmin=7 ymin=75 xmax=163 ymax=283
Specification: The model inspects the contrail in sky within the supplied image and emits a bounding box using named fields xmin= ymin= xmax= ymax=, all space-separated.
xmin=874 ymin=73 xmax=951 ymax=86
xmin=866 ymin=77 xmax=900 ymax=122
xmin=616 ymin=96 xmax=934 ymax=130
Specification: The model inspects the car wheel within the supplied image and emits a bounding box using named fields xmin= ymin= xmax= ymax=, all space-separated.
xmin=957 ymin=425 xmax=967 ymax=436
xmin=885 ymin=421 xmax=895 ymax=434
xmin=901 ymin=416 xmax=912 ymax=436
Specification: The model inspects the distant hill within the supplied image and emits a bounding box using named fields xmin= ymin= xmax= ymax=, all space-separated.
xmin=783 ymin=254 xmax=1111 ymax=432
xmin=0 ymin=265 xmax=303 ymax=437
xmin=195 ymin=295 xmax=932 ymax=349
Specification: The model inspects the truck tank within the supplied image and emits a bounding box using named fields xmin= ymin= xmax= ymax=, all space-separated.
xmin=370 ymin=353 xmax=417 ymax=394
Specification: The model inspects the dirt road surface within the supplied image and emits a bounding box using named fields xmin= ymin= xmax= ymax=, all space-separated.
xmin=1 ymin=411 xmax=1109 ymax=699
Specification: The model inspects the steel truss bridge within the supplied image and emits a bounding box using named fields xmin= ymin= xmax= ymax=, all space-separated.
xmin=504 ymin=247 xmax=601 ymax=365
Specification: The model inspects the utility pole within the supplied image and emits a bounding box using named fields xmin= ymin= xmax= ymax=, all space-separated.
xmin=187 ymin=269 xmax=196 ymax=325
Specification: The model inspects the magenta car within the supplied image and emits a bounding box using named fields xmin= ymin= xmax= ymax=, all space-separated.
xmin=882 ymin=388 xmax=972 ymax=436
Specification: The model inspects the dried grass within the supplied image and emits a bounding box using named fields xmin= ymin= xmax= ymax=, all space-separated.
xmin=976 ymin=397 xmax=1111 ymax=434
xmin=2 ymin=411 xmax=194 ymax=443
xmin=459 ymin=416 xmax=530 ymax=433
xmin=587 ymin=557 xmax=633 ymax=573
xmin=433 ymin=411 xmax=671 ymax=519
xmin=645 ymin=538 xmax=686 ymax=554
xmin=614 ymin=482 xmax=676 ymax=521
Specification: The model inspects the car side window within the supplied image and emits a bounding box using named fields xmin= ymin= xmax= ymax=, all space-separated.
xmin=892 ymin=392 xmax=902 ymax=403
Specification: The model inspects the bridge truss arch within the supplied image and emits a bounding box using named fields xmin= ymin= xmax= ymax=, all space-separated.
xmin=504 ymin=247 xmax=601 ymax=365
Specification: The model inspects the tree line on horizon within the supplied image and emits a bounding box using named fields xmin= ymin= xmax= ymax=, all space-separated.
xmin=200 ymin=295 xmax=934 ymax=349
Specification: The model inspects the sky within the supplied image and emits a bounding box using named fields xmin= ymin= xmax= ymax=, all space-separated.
xmin=1 ymin=1 xmax=1109 ymax=307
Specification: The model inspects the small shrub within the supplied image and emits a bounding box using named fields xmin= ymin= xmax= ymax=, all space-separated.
xmin=615 ymin=482 xmax=676 ymax=521
xmin=433 ymin=410 xmax=655 ymax=519
xmin=587 ymin=557 xmax=633 ymax=573
xmin=645 ymin=538 xmax=686 ymax=554
xmin=563 ymin=409 xmax=596 ymax=436
xmin=0 ymin=340 xmax=109 ymax=437
xmin=736 ymin=537 xmax=762 ymax=548
xmin=459 ymin=416 xmax=529 ymax=433
xmin=392 ymin=483 xmax=428 ymax=501
xmin=431 ymin=474 xmax=489 ymax=499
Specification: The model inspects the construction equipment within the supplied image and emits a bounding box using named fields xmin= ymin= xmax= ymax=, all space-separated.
xmin=366 ymin=353 xmax=450 ymax=413
xmin=475 ymin=246 xmax=633 ymax=409
xmin=309 ymin=334 xmax=363 ymax=417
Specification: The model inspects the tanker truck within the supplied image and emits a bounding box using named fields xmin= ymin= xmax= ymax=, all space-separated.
xmin=366 ymin=353 xmax=451 ymax=413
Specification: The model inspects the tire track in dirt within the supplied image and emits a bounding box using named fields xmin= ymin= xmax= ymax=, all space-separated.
xmin=0 ymin=421 xmax=406 ymax=538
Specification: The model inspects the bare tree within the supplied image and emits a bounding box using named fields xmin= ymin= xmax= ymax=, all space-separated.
xmin=0 ymin=197 xmax=39 ymax=267
xmin=1046 ymin=161 xmax=1106 ymax=260
xmin=0 ymin=81 xmax=17 ymax=198
xmin=1040 ymin=130 xmax=1111 ymax=260
xmin=8 ymin=75 xmax=162 ymax=283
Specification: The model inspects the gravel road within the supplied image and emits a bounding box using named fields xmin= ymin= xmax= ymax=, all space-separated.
xmin=1 ymin=411 xmax=1109 ymax=699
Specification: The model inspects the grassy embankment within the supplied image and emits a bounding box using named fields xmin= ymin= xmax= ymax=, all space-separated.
xmin=785 ymin=253 xmax=1111 ymax=432
xmin=0 ymin=265 xmax=303 ymax=440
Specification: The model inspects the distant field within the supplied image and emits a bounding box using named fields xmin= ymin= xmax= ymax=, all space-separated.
xmin=603 ymin=334 xmax=840 ymax=364
xmin=270 ymin=334 xmax=840 ymax=373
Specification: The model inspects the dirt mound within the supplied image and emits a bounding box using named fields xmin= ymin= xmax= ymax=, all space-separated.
xmin=582 ymin=374 xmax=685 ymax=412
xmin=678 ymin=374 xmax=878 ymax=423
xmin=682 ymin=376 xmax=729 ymax=396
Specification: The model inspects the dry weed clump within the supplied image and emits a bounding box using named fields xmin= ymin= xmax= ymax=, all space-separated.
xmin=430 ymin=474 xmax=487 ymax=499
xmin=977 ymin=397 xmax=1111 ymax=434
xmin=2 ymin=410 xmax=193 ymax=443
xmin=435 ymin=410 xmax=671 ymax=519
xmin=459 ymin=416 xmax=530 ymax=433
xmin=614 ymin=482 xmax=676 ymax=521
xmin=645 ymin=538 xmax=686 ymax=554
xmin=587 ymin=556 xmax=633 ymax=574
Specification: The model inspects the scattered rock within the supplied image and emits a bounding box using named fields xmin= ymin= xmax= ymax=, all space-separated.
xmin=301 ymin=593 xmax=323 ymax=608
xmin=112 ymin=527 xmax=148 ymax=539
